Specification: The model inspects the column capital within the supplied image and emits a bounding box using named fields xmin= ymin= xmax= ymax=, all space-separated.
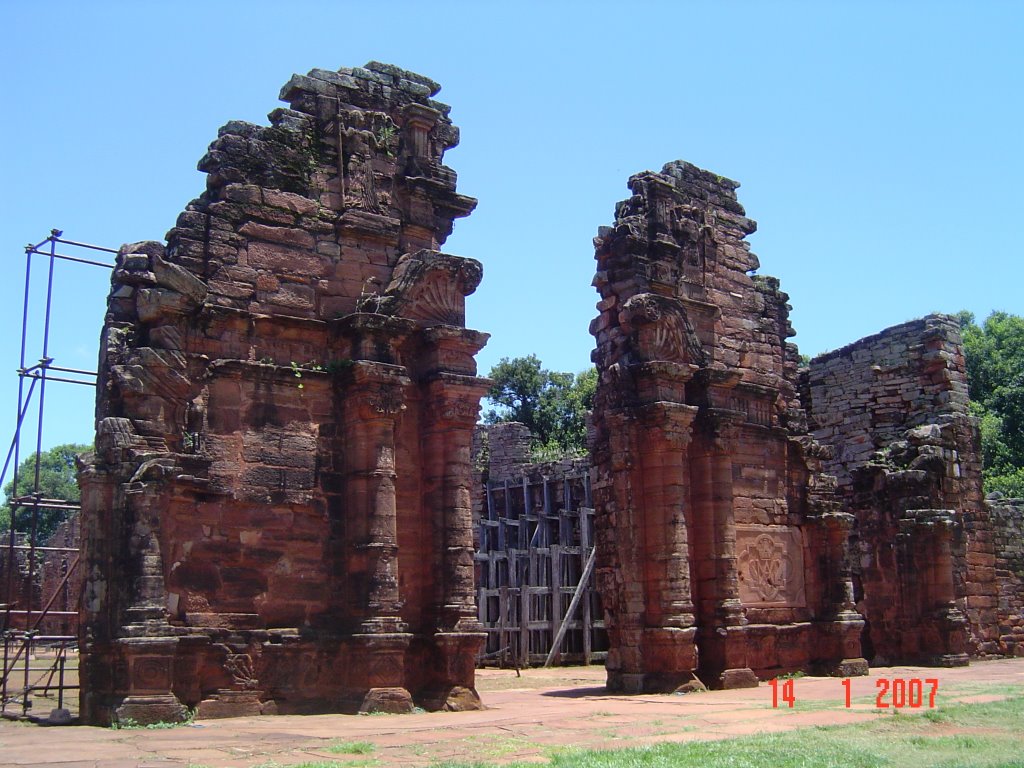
xmin=639 ymin=401 xmax=699 ymax=449
xmin=699 ymin=408 xmax=744 ymax=454
xmin=338 ymin=361 xmax=411 ymax=420
xmin=423 ymin=372 xmax=491 ymax=428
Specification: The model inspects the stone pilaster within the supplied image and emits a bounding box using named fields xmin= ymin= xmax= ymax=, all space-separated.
xmin=694 ymin=410 xmax=757 ymax=689
xmin=338 ymin=359 xmax=414 ymax=712
xmin=417 ymin=337 xmax=489 ymax=709
xmin=901 ymin=510 xmax=969 ymax=666
xmin=635 ymin=397 xmax=700 ymax=693
xmin=811 ymin=511 xmax=868 ymax=676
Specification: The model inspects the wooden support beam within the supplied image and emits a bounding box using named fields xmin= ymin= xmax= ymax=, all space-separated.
xmin=544 ymin=546 xmax=597 ymax=667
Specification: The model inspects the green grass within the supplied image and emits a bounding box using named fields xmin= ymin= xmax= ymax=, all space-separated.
xmin=325 ymin=741 xmax=376 ymax=755
xmin=458 ymin=733 xmax=536 ymax=759
xmin=426 ymin=695 xmax=1024 ymax=768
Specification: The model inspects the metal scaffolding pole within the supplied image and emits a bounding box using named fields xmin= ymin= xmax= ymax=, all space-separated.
xmin=0 ymin=230 xmax=113 ymax=722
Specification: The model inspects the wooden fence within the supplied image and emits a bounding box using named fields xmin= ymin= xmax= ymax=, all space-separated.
xmin=475 ymin=469 xmax=607 ymax=667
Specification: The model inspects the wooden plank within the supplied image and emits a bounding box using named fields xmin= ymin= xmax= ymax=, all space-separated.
xmin=581 ymin=512 xmax=593 ymax=663
xmin=544 ymin=546 xmax=597 ymax=667
xmin=497 ymin=585 xmax=508 ymax=663
xmin=520 ymin=476 xmax=529 ymax=547
xmin=518 ymin=581 xmax=529 ymax=667
xmin=548 ymin=543 xmax=563 ymax=663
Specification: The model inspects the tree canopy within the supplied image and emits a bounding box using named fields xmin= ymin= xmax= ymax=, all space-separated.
xmin=483 ymin=355 xmax=596 ymax=457
xmin=958 ymin=310 xmax=1024 ymax=498
xmin=1 ymin=442 xmax=90 ymax=540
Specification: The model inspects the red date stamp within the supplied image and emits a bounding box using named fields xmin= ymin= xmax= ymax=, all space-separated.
xmin=862 ymin=677 xmax=939 ymax=709
xmin=771 ymin=677 xmax=940 ymax=708
xmin=769 ymin=678 xmax=796 ymax=707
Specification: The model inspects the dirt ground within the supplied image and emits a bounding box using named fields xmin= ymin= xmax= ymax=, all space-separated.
xmin=1 ymin=658 xmax=1022 ymax=767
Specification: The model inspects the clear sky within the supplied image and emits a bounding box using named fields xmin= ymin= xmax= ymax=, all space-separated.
xmin=1 ymin=1 xmax=1021 ymax=458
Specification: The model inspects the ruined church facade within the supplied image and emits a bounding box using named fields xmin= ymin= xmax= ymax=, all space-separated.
xmin=79 ymin=63 xmax=489 ymax=724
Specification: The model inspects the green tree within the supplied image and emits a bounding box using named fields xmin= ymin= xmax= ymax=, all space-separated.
xmin=1 ymin=443 xmax=90 ymax=540
xmin=483 ymin=356 xmax=596 ymax=456
xmin=959 ymin=311 xmax=1024 ymax=497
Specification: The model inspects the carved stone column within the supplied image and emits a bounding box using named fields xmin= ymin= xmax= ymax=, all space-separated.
xmin=815 ymin=511 xmax=869 ymax=676
xmin=636 ymin=398 xmax=701 ymax=693
xmin=424 ymin=373 xmax=488 ymax=630
xmin=419 ymin=370 xmax=489 ymax=710
xmin=338 ymin=359 xmax=414 ymax=712
xmin=901 ymin=510 xmax=969 ymax=666
xmin=79 ymin=417 xmax=187 ymax=726
xmin=695 ymin=409 xmax=757 ymax=689
xmin=644 ymin=401 xmax=699 ymax=628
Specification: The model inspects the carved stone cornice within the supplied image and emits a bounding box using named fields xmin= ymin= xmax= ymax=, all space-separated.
xmin=421 ymin=326 xmax=491 ymax=355
xmin=332 ymin=313 xmax=417 ymax=364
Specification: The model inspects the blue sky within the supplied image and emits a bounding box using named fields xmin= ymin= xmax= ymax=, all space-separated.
xmin=1 ymin=1 xmax=1021 ymax=458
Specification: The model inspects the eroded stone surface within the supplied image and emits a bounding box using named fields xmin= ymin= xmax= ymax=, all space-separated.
xmin=802 ymin=316 xmax=999 ymax=664
xmin=589 ymin=161 xmax=865 ymax=691
xmin=989 ymin=498 xmax=1024 ymax=657
xmin=79 ymin=62 xmax=489 ymax=724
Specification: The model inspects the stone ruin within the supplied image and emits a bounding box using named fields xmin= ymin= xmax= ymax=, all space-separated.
xmin=587 ymin=162 xmax=1021 ymax=691
xmin=801 ymin=316 xmax=990 ymax=664
xmin=79 ymin=62 xmax=1023 ymax=724
xmin=79 ymin=63 xmax=490 ymax=724
xmin=589 ymin=162 xmax=865 ymax=691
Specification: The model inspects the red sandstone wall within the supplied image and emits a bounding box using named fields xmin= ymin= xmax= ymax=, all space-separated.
xmin=989 ymin=499 xmax=1024 ymax=655
xmin=79 ymin=63 xmax=490 ymax=725
xmin=590 ymin=161 xmax=864 ymax=691
xmin=802 ymin=315 xmax=994 ymax=661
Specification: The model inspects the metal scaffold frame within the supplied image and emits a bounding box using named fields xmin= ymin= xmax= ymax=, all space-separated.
xmin=0 ymin=230 xmax=114 ymax=721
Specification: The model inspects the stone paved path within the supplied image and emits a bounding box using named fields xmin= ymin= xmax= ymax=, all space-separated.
xmin=2 ymin=659 xmax=1022 ymax=767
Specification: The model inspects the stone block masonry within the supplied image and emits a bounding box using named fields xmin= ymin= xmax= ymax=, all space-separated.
xmin=79 ymin=63 xmax=491 ymax=724
xmin=989 ymin=498 xmax=1024 ymax=656
xmin=589 ymin=161 xmax=867 ymax=692
xmin=802 ymin=315 xmax=994 ymax=663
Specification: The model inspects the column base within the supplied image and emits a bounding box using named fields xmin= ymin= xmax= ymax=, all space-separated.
xmin=715 ymin=667 xmax=760 ymax=689
xmin=357 ymin=686 xmax=415 ymax=714
xmin=114 ymin=694 xmax=188 ymax=727
xmin=417 ymin=685 xmax=483 ymax=712
xmin=632 ymin=626 xmax=698 ymax=693
xmin=821 ymin=658 xmax=870 ymax=677
xmin=607 ymin=672 xmax=646 ymax=694
xmin=196 ymin=689 xmax=264 ymax=719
